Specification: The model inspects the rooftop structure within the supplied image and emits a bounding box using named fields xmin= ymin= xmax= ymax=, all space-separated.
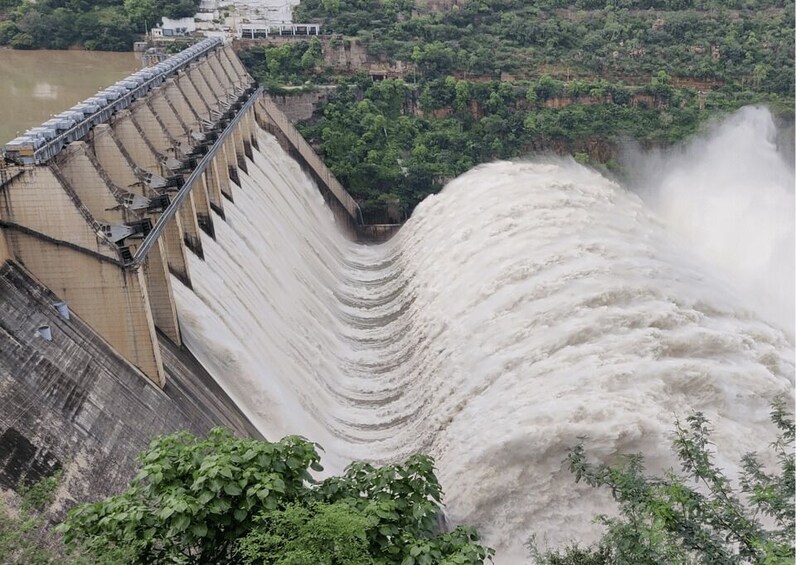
xmin=237 ymin=22 xmax=320 ymax=39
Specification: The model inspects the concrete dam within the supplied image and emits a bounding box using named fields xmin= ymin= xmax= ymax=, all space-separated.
xmin=0 ymin=40 xmax=360 ymax=503
xmin=1 ymin=41 xmax=794 ymax=562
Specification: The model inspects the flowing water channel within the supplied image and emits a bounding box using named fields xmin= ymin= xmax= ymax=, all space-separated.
xmin=173 ymin=107 xmax=794 ymax=562
xmin=0 ymin=49 xmax=138 ymax=144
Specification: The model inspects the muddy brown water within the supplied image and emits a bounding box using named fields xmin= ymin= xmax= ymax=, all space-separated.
xmin=0 ymin=49 xmax=139 ymax=144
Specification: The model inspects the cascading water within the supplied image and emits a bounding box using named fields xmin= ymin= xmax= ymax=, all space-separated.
xmin=173 ymin=107 xmax=794 ymax=563
xmin=627 ymin=106 xmax=795 ymax=336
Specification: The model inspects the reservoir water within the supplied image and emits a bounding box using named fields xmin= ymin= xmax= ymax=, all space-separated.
xmin=0 ymin=49 xmax=138 ymax=144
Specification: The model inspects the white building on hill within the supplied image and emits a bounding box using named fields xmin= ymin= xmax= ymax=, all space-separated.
xmin=152 ymin=17 xmax=197 ymax=37
xmin=154 ymin=0 xmax=306 ymax=40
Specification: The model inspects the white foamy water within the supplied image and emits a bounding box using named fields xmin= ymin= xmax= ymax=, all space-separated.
xmin=173 ymin=108 xmax=794 ymax=563
xmin=629 ymin=106 xmax=795 ymax=336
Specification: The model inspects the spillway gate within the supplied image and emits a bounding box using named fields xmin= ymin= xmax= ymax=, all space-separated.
xmin=0 ymin=42 xmax=360 ymax=387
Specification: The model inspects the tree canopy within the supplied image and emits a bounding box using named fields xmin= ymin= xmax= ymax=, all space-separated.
xmin=0 ymin=0 xmax=202 ymax=50
xmin=238 ymin=0 xmax=794 ymax=219
xmin=58 ymin=429 xmax=494 ymax=564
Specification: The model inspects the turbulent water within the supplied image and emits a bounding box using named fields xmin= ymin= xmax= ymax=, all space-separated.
xmin=173 ymin=107 xmax=794 ymax=563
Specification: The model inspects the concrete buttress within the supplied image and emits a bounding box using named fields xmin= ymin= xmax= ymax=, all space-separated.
xmin=185 ymin=69 xmax=214 ymax=117
xmin=175 ymin=77 xmax=206 ymax=123
xmin=177 ymin=190 xmax=203 ymax=258
xmin=91 ymin=124 xmax=145 ymax=195
xmin=192 ymin=172 xmax=215 ymax=238
xmin=207 ymin=52 xmax=237 ymax=98
xmin=57 ymin=143 xmax=130 ymax=223
xmin=148 ymin=89 xmax=189 ymax=144
xmin=126 ymin=105 xmax=168 ymax=163
xmin=113 ymin=111 xmax=162 ymax=172
xmin=164 ymin=81 xmax=199 ymax=133
xmin=142 ymin=237 xmax=181 ymax=345
xmin=198 ymin=59 xmax=227 ymax=101
xmin=210 ymin=147 xmax=233 ymax=201
xmin=0 ymin=167 xmax=165 ymax=385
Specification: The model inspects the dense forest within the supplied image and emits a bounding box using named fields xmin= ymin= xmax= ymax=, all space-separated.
xmin=0 ymin=0 xmax=199 ymax=50
xmin=240 ymin=0 xmax=794 ymax=218
xmin=294 ymin=0 xmax=793 ymax=93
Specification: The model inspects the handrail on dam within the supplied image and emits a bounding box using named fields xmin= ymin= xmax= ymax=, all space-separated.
xmin=258 ymin=98 xmax=363 ymax=223
xmin=3 ymin=38 xmax=224 ymax=166
xmin=129 ymin=86 xmax=264 ymax=267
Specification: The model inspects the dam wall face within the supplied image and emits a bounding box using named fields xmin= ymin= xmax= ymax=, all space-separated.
xmin=1 ymin=43 xmax=261 ymax=385
xmin=254 ymin=97 xmax=362 ymax=237
xmin=0 ymin=261 xmax=259 ymax=505
xmin=0 ymin=43 xmax=360 ymax=507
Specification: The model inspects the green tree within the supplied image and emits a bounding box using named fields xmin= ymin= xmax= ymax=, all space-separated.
xmin=649 ymin=70 xmax=674 ymax=100
xmin=239 ymin=502 xmax=375 ymax=564
xmin=300 ymin=37 xmax=324 ymax=70
xmin=60 ymin=429 xmax=493 ymax=564
xmin=124 ymin=0 xmax=156 ymax=32
xmin=412 ymin=42 xmax=458 ymax=77
xmin=9 ymin=31 xmax=34 ymax=49
xmin=530 ymin=400 xmax=795 ymax=564
xmin=0 ymin=20 xmax=19 ymax=44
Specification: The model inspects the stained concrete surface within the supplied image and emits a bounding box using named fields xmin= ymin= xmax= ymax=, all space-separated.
xmin=0 ymin=260 xmax=259 ymax=514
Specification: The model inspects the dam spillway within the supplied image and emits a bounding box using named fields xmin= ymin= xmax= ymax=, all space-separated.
xmin=172 ymin=111 xmax=793 ymax=559
xmin=0 ymin=40 xmax=282 ymax=502
xmin=0 ymin=40 xmax=793 ymax=564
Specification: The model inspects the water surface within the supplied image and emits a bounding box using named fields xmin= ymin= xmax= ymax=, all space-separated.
xmin=0 ymin=49 xmax=138 ymax=144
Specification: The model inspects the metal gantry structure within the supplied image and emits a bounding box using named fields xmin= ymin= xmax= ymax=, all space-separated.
xmin=2 ymin=37 xmax=224 ymax=166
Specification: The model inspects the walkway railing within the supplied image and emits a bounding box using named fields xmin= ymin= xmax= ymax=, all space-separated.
xmin=128 ymin=86 xmax=263 ymax=267
xmin=258 ymin=97 xmax=361 ymax=223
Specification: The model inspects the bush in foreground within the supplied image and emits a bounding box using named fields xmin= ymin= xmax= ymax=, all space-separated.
xmin=531 ymin=400 xmax=794 ymax=564
xmin=59 ymin=429 xmax=493 ymax=564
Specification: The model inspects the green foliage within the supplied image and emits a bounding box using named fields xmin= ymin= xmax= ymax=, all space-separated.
xmin=238 ymin=502 xmax=375 ymax=564
xmin=60 ymin=429 xmax=493 ymax=564
xmin=293 ymin=0 xmax=414 ymax=36
xmin=530 ymin=400 xmax=795 ymax=564
xmin=0 ymin=498 xmax=56 ymax=565
xmin=60 ymin=429 xmax=322 ymax=563
xmin=238 ymin=41 xmax=328 ymax=86
xmin=0 ymin=471 xmax=69 ymax=565
xmin=0 ymin=0 xmax=202 ymax=49
xmin=0 ymin=20 xmax=18 ymax=44
xmin=293 ymin=0 xmax=793 ymax=94
xmin=412 ymin=42 xmax=459 ymax=78
xmin=8 ymin=30 xmax=33 ymax=48
xmin=18 ymin=470 xmax=62 ymax=514
xmin=123 ymin=0 xmax=155 ymax=30
xmin=233 ymin=0 xmax=796 ymax=217
xmin=300 ymin=37 xmax=324 ymax=70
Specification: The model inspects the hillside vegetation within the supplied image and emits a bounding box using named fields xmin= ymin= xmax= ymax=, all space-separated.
xmin=240 ymin=0 xmax=794 ymax=219
xmin=0 ymin=0 xmax=198 ymax=50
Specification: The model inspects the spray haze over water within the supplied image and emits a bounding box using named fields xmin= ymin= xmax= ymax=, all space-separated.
xmin=627 ymin=106 xmax=795 ymax=336
xmin=173 ymin=107 xmax=794 ymax=562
